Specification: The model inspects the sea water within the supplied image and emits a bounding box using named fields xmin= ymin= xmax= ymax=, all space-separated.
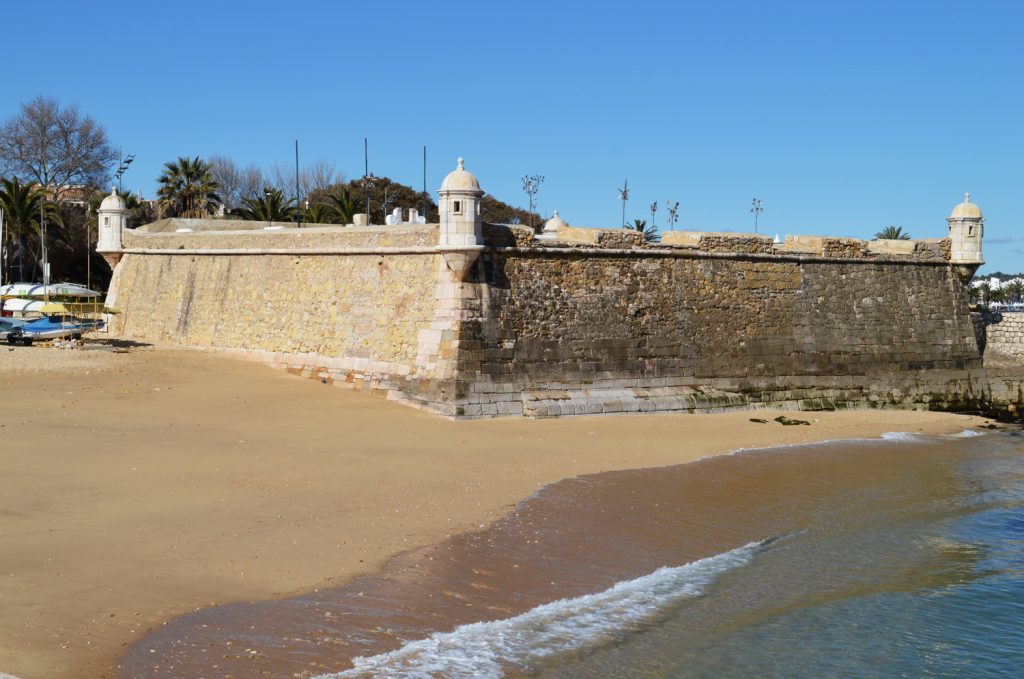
xmin=123 ymin=429 xmax=1024 ymax=678
xmin=523 ymin=431 xmax=1024 ymax=678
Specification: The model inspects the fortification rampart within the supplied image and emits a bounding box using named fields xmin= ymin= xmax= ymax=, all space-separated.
xmin=99 ymin=218 xmax=1018 ymax=418
xmin=108 ymin=224 xmax=442 ymax=389
xmin=97 ymin=166 xmax=1018 ymax=419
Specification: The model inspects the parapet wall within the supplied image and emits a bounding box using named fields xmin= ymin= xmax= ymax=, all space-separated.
xmin=105 ymin=222 xmax=1020 ymax=418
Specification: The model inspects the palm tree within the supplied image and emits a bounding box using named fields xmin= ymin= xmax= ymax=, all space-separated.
xmin=875 ymin=225 xmax=911 ymax=240
xmin=627 ymin=218 xmax=659 ymax=244
xmin=322 ymin=186 xmax=360 ymax=225
xmin=1005 ymin=280 xmax=1024 ymax=305
xmin=977 ymin=281 xmax=992 ymax=306
xmin=0 ymin=176 xmax=62 ymax=282
xmin=156 ymin=157 xmax=222 ymax=218
xmin=234 ymin=188 xmax=297 ymax=222
xmin=303 ymin=202 xmax=331 ymax=225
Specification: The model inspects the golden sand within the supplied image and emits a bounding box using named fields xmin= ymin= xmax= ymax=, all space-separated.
xmin=0 ymin=346 xmax=988 ymax=678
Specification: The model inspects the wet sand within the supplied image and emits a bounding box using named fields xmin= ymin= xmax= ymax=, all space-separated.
xmin=124 ymin=432 xmax=982 ymax=677
xmin=0 ymin=346 xmax=987 ymax=678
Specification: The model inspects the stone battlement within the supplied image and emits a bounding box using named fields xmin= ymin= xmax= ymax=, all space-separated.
xmin=97 ymin=161 xmax=1015 ymax=419
xmin=124 ymin=220 xmax=952 ymax=264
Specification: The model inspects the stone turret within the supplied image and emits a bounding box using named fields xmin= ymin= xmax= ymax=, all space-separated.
xmin=96 ymin=186 xmax=128 ymax=267
xmin=947 ymin=192 xmax=984 ymax=281
xmin=437 ymin=157 xmax=484 ymax=278
xmin=538 ymin=210 xmax=567 ymax=241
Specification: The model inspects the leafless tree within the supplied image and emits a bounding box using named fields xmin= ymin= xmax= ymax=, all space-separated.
xmin=303 ymin=159 xmax=342 ymax=195
xmin=0 ymin=96 xmax=119 ymax=199
xmin=266 ymin=159 xmax=343 ymax=200
xmin=209 ymin=155 xmax=265 ymax=211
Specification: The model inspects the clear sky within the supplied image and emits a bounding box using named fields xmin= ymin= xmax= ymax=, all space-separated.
xmin=4 ymin=0 xmax=1021 ymax=273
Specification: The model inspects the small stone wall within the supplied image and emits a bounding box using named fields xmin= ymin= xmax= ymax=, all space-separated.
xmin=660 ymin=231 xmax=950 ymax=261
xmin=976 ymin=311 xmax=1024 ymax=362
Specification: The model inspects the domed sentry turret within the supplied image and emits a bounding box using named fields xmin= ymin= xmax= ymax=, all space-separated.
xmin=437 ymin=157 xmax=485 ymax=279
xmin=947 ymin=192 xmax=984 ymax=281
xmin=96 ymin=186 xmax=128 ymax=267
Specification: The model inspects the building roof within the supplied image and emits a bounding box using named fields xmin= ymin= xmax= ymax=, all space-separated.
xmin=543 ymin=211 xmax=567 ymax=234
xmin=950 ymin=192 xmax=982 ymax=219
xmin=99 ymin=187 xmax=126 ymax=211
xmin=440 ymin=157 xmax=481 ymax=192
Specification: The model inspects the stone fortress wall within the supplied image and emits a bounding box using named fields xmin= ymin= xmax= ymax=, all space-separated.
xmin=108 ymin=223 xmax=442 ymax=390
xmin=96 ymin=165 xmax=1022 ymax=419
xmin=974 ymin=310 xmax=1024 ymax=363
xmin=466 ymin=237 xmax=977 ymax=417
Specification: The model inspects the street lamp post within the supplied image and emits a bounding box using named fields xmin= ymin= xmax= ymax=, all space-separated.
xmin=750 ymin=198 xmax=764 ymax=234
xmin=521 ymin=175 xmax=544 ymax=229
xmin=666 ymin=201 xmax=679 ymax=231
xmin=617 ymin=179 xmax=630 ymax=227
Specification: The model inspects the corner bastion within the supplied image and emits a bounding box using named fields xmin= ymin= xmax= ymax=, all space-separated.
xmin=97 ymin=167 xmax=1021 ymax=419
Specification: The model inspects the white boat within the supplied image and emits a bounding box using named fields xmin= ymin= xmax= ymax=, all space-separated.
xmin=0 ymin=282 xmax=101 ymax=298
xmin=0 ymin=298 xmax=45 ymax=318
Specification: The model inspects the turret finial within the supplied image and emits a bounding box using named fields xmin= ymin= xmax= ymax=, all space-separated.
xmin=457 ymin=157 xmax=464 ymax=170
xmin=965 ymin=192 xmax=971 ymax=203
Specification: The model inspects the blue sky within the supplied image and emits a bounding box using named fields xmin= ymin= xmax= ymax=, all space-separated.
xmin=4 ymin=0 xmax=1021 ymax=272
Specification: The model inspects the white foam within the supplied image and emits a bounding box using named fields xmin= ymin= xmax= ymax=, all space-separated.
xmin=318 ymin=540 xmax=764 ymax=679
xmin=946 ymin=429 xmax=985 ymax=438
xmin=880 ymin=431 xmax=928 ymax=442
xmin=0 ymin=673 xmax=22 ymax=679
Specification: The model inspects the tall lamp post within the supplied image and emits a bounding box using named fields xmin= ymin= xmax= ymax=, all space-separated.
xmin=522 ymin=174 xmax=544 ymax=229
xmin=666 ymin=201 xmax=679 ymax=231
xmin=750 ymin=198 xmax=764 ymax=234
xmin=617 ymin=179 xmax=630 ymax=227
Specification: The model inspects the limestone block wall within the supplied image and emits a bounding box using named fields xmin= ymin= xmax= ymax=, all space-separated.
xmin=105 ymin=222 xmax=1014 ymax=418
xmin=123 ymin=221 xmax=438 ymax=250
xmin=977 ymin=311 xmax=1024 ymax=360
xmin=445 ymin=249 xmax=980 ymax=416
xmin=108 ymin=225 xmax=441 ymax=384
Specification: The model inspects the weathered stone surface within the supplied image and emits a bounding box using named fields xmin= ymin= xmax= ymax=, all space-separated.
xmin=108 ymin=250 xmax=439 ymax=387
xmin=105 ymin=222 xmax=1024 ymax=419
xmin=975 ymin=311 xmax=1024 ymax=365
xmin=125 ymin=222 xmax=438 ymax=250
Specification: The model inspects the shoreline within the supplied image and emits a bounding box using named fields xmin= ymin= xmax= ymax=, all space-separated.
xmin=0 ymin=347 xmax=990 ymax=678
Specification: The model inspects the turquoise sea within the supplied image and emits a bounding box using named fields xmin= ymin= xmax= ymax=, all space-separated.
xmin=123 ymin=428 xmax=1024 ymax=678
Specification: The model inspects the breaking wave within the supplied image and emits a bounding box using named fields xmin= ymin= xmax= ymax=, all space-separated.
xmin=880 ymin=431 xmax=929 ymax=442
xmin=946 ymin=429 xmax=985 ymax=438
xmin=319 ymin=540 xmax=766 ymax=679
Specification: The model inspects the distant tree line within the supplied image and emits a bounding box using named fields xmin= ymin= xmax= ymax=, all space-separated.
xmin=970 ymin=279 xmax=1024 ymax=306
xmin=156 ymin=155 xmax=541 ymax=227
xmin=0 ymin=96 xmax=542 ymax=290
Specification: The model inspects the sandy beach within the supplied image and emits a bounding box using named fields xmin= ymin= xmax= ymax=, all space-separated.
xmin=0 ymin=344 xmax=988 ymax=679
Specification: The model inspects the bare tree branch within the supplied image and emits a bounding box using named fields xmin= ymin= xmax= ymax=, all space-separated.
xmin=0 ymin=96 xmax=119 ymax=199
